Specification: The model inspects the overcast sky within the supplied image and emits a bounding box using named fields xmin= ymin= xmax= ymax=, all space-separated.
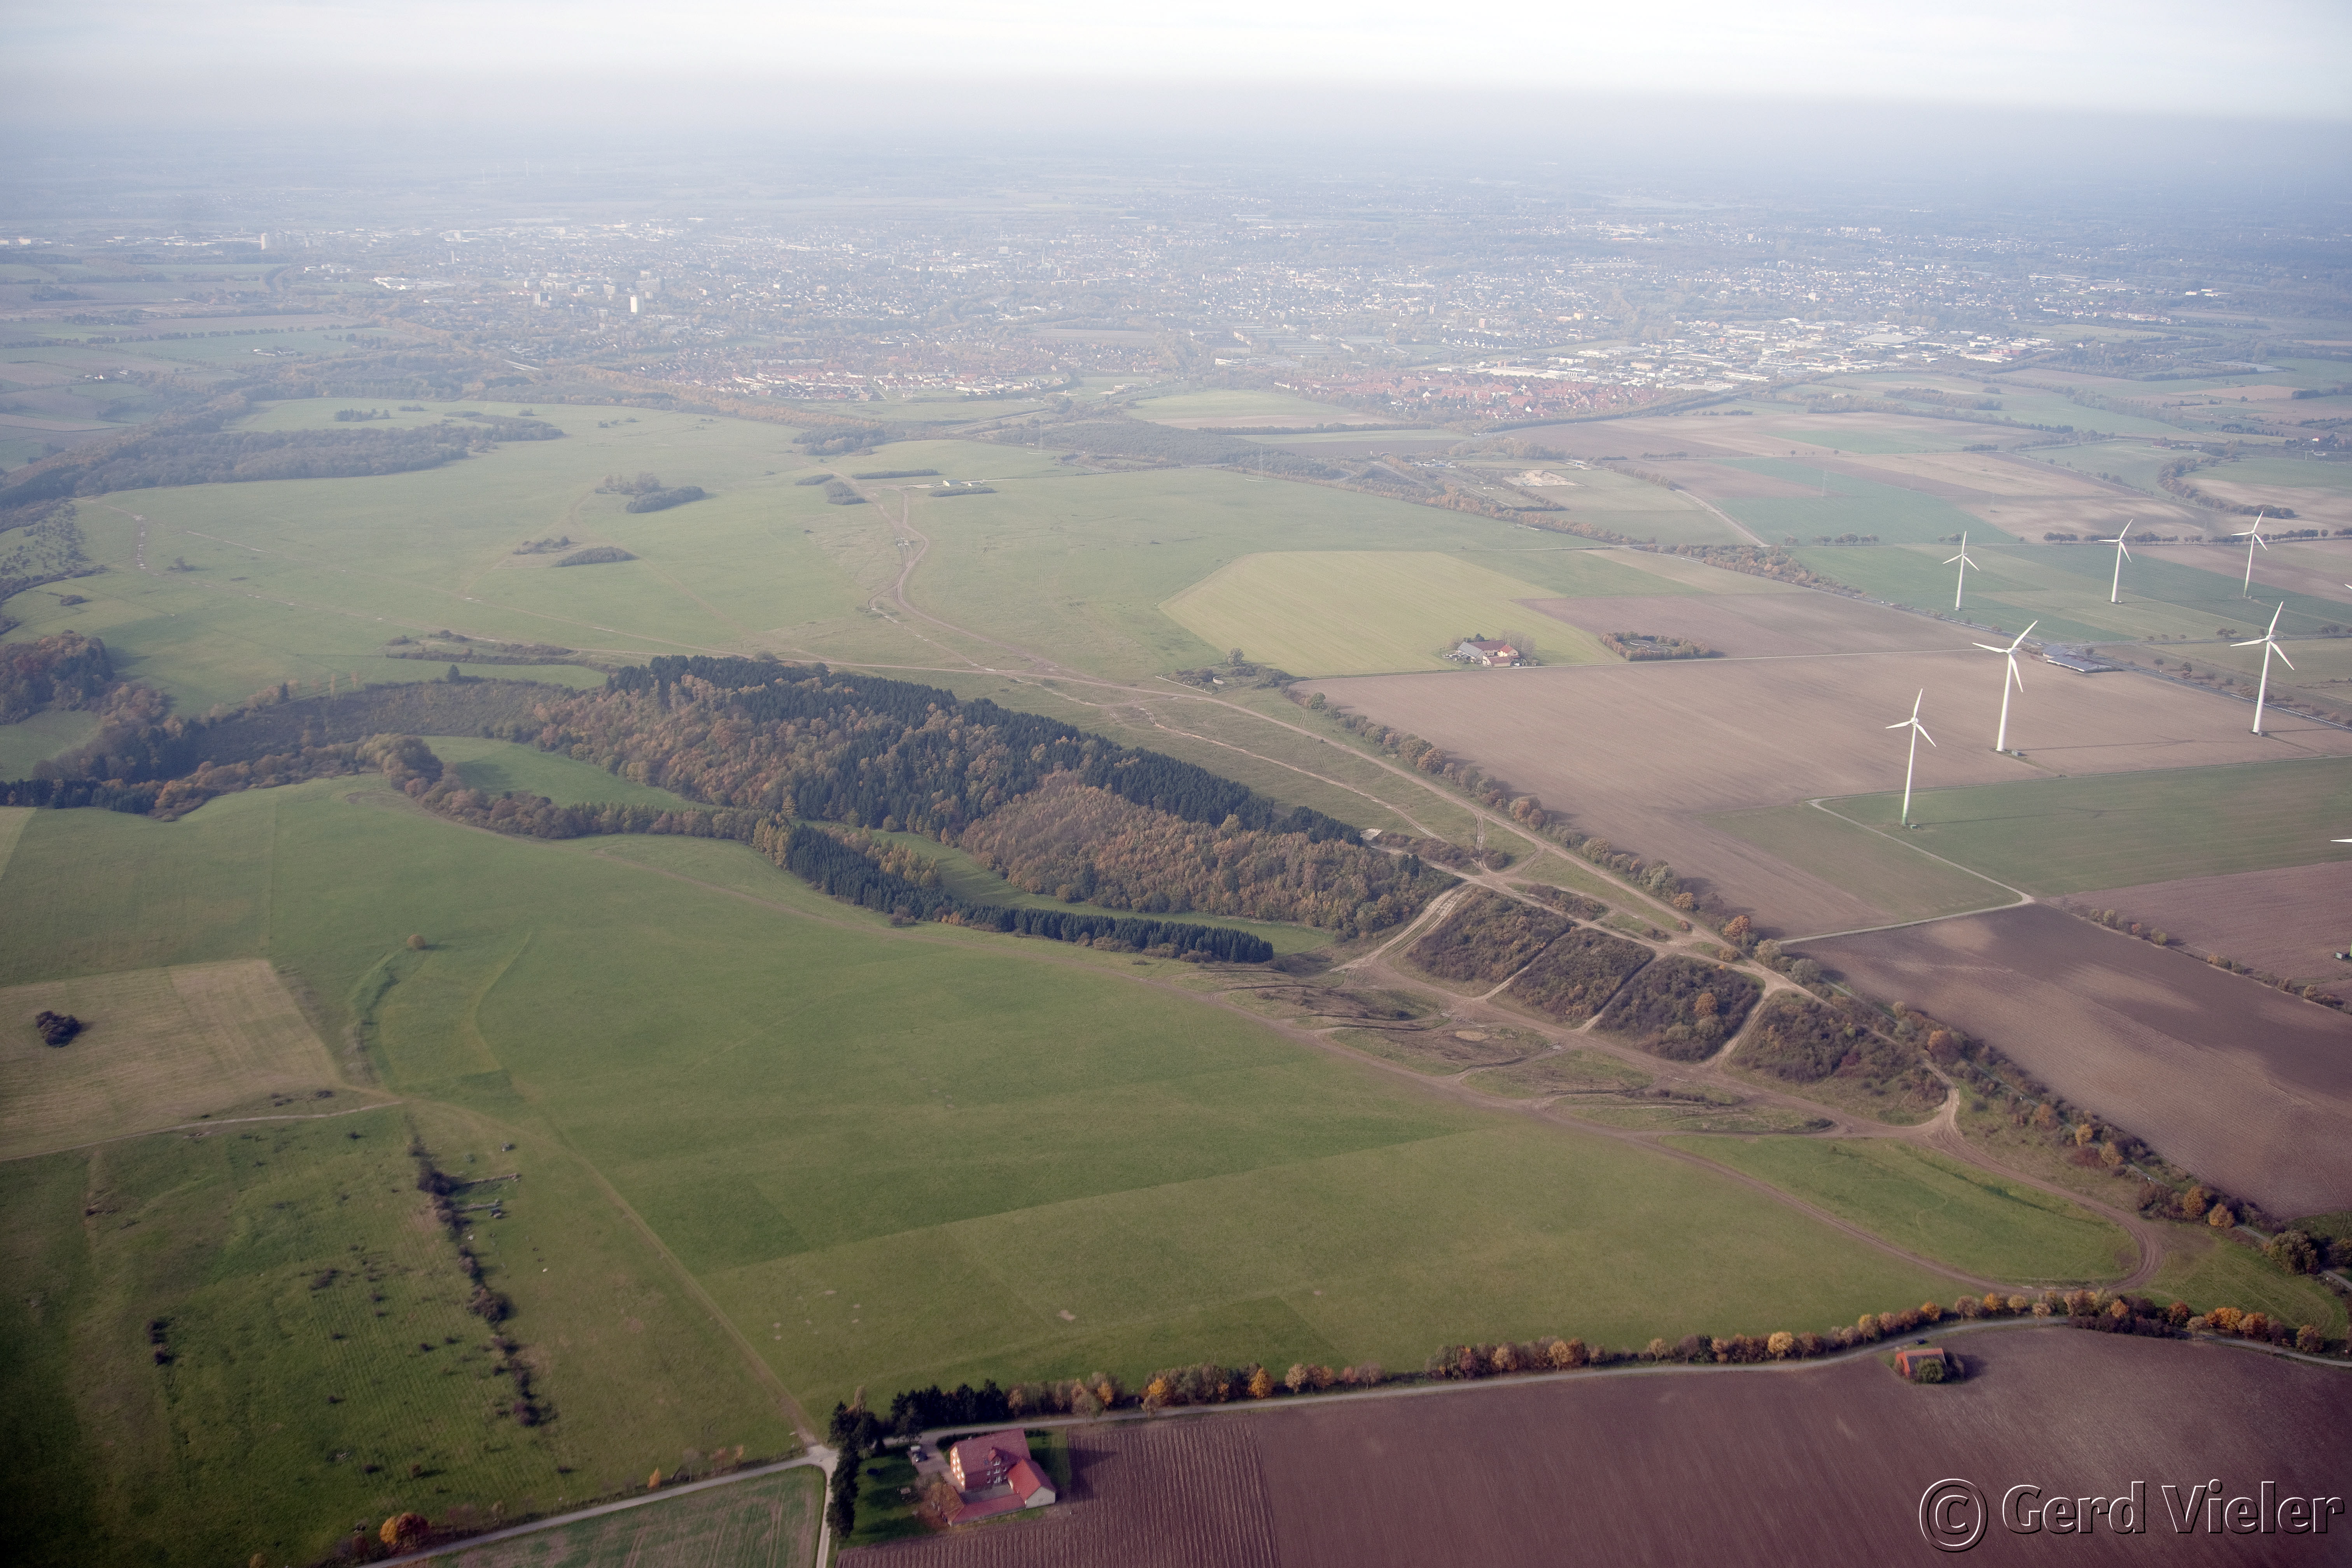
xmin=8 ymin=0 xmax=2349 ymax=123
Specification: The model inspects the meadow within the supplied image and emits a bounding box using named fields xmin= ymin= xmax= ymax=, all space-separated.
xmin=1160 ymin=550 xmax=1624 ymax=674
xmin=0 ymin=1099 xmax=794 ymax=1568
xmin=1707 ymin=458 xmax=2007 ymax=545
xmin=1666 ymin=1137 xmax=2131 ymax=1284
xmin=1701 ymin=802 xmax=2015 ymax=929
xmin=439 ymin=1468 xmax=822 ymax=1568
xmin=1792 ymin=538 xmax=2351 ymax=647
xmin=0 ymin=774 xmax=1968 ymax=1452
xmin=1818 ymin=757 xmax=2352 ymax=895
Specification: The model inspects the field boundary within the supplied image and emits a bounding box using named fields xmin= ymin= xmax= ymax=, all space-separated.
xmin=373 ymin=1452 xmax=833 ymax=1568
xmin=1777 ymin=796 xmax=2033 ymax=942
xmin=906 ymin=1319 xmax=2352 ymax=1454
xmin=0 ymin=1095 xmax=403 ymax=1163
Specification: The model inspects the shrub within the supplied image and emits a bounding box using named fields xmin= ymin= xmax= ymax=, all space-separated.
xmin=380 ymin=1514 xmax=428 ymax=1548
xmin=1596 ymin=956 xmax=1761 ymax=1060
xmin=34 ymin=1010 xmax=81 ymax=1046
xmin=1911 ymin=1356 xmax=1946 ymax=1384
xmin=1505 ymin=928 xmax=1653 ymax=1022
xmin=1405 ymin=889 xmax=1570 ymax=982
xmin=2265 ymin=1230 xmax=2320 ymax=1274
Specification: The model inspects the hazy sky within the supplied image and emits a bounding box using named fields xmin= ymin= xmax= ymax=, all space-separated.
xmin=9 ymin=0 xmax=2350 ymax=122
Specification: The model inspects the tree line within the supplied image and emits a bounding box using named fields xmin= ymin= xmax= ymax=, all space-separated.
xmin=763 ymin=820 xmax=1274 ymax=961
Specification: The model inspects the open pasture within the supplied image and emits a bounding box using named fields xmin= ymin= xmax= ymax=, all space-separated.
xmin=1667 ymin=1138 xmax=2131 ymax=1284
xmin=849 ymin=1331 xmax=2348 ymax=1568
xmin=2066 ymin=860 xmax=2352 ymax=986
xmin=5 ymin=778 xmax=1961 ymax=1426
xmin=0 ymin=959 xmax=350 ymax=1160
xmin=1697 ymin=458 xmax=2007 ymax=545
xmin=1160 ymin=551 xmax=1616 ymax=675
xmin=1821 ymin=758 xmax=2352 ymax=897
xmin=439 ymin=1467 xmax=822 ymax=1568
xmin=1304 ymin=644 xmax=2352 ymax=936
xmin=1528 ymin=589 xmax=1975 ymax=658
xmin=1792 ymin=538 xmax=2349 ymax=647
xmin=424 ymin=736 xmax=698 ymax=811
xmin=1798 ymin=903 xmax=2352 ymax=1217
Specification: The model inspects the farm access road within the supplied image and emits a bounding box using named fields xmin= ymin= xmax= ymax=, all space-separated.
xmin=781 ymin=480 xmax=2172 ymax=1295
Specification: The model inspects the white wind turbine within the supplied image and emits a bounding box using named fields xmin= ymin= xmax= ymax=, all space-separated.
xmin=1886 ymin=689 xmax=1936 ymax=826
xmin=1944 ymin=532 xmax=1978 ymax=611
xmin=2100 ymin=519 xmax=2133 ymax=605
xmin=2234 ymin=512 xmax=2269 ymax=595
xmin=1972 ymin=620 xmax=2039 ymax=753
xmin=2232 ymin=604 xmax=2293 ymax=735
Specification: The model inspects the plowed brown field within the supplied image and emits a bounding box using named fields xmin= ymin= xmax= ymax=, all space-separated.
xmin=848 ymin=1330 xmax=2343 ymax=1567
xmin=2068 ymin=861 xmax=2352 ymax=985
xmin=1798 ymin=904 xmax=2352 ymax=1215
xmin=1306 ymin=648 xmax=2352 ymax=935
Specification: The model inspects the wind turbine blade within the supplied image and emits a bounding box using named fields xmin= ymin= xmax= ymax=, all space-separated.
xmin=2268 ymin=604 xmax=2284 ymax=635
xmin=2008 ymin=658 xmax=2024 ymax=692
xmin=2232 ymin=636 xmax=2264 ymax=648
xmin=1918 ymin=726 xmax=1937 ymax=747
xmin=1886 ymin=718 xmax=1910 ymax=730
xmin=2015 ymin=620 xmax=2039 ymax=646
xmin=1972 ymin=642 xmax=2006 ymax=653
xmin=2274 ymin=646 xmax=2296 ymax=672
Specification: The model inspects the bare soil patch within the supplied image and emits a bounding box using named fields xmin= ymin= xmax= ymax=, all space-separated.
xmin=1799 ymin=903 xmax=2352 ymax=1215
xmin=1022 ymin=1329 xmax=2352 ymax=1568
xmin=1527 ymin=591 xmax=1977 ymax=658
xmin=2065 ymin=861 xmax=2352 ymax=985
xmin=1329 ymin=1025 xmax=1534 ymax=1074
xmin=1306 ymin=652 xmax=2352 ymax=936
xmin=0 ymin=959 xmax=350 ymax=1159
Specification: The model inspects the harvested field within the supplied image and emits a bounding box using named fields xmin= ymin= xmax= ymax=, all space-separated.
xmin=1799 ymin=903 xmax=2352 ymax=1214
xmin=1328 ymin=1025 xmax=1530 ymax=1074
xmin=842 ymin=1417 xmax=1277 ymax=1568
xmin=1305 ymin=648 xmax=2352 ymax=937
xmin=0 ymin=959 xmax=349 ymax=1160
xmin=1503 ymin=928 xmax=1653 ymax=1021
xmin=1402 ymin=889 xmax=1571 ymax=985
xmin=1595 ymin=956 xmax=1762 ymax=1061
xmin=1463 ymin=1049 xmax=1651 ymax=1098
xmin=440 ymin=1467 xmax=822 ymax=1568
xmin=860 ymin=1330 xmax=2349 ymax=1568
xmin=1528 ymin=591 xmax=1977 ymax=658
xmin=2171 ymin=535 xmax=2352 ymax=606
xmin=2067 ymin=861 xmax=2352 ymax=985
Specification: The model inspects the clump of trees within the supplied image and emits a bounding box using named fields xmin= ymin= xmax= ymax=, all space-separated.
xmin=625 ymin=486 xmax=705 ymax=513
xmin=1596 ymin=956 xmax=1760 ymax=1060
xmin=1406 ymin=889 xmax=1570 ymax=982
xmin=960 ymin=775 xmax=1445 ymax=937
xmin=553 ymin=546 xmax=635 ymax=567
xmin=34 ymin=1010 xmax=81 ymax=1046
xmin=0 ymin=631 xmax=114 ymax=723
xmin=761 ymin=820 xmax=1275 ymax=961
xmin=819 ymin=479 xmax=864 ymax=506
xmin=1510 ymin=882 xmax=1606 ymax=921
xmin=1737 ymin=992 xmax=1943 ymax=1108
xmin=1504 ymin=927 xmax=1653 ymax=1022
xmin=1598 ymin=632 xmax=1718 ymax=662
xmin=511 ymin=535 xmax=574 ymax=555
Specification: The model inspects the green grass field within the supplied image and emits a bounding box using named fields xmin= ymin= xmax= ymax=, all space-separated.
xmin=1703 ymin=802 xmax=2021 ymax=931
xmin=1819 ymin=758 xmax=2352 ymax=894
xmin=425 ymin=737 xmax=697 ymax=811
xmin=1781 ymin=424 xmax=1991 ymax=455
xmin=2147 ymin=1227 xmax=2347 ymax=1337
xmin=1790 ymin=539 xmax=2352 ymax=648
xmin=1160 ymin=550 xmax=1622 ymax=674
xmin=0 ymin=1099 xmax=795 ymax=1568
xmin=0 ymin=777 xmax=1967 ymax=1458
xmin=1712 ymin=458 xmax=2009 ymax=546
xmin=0 ymin=707 xmax=100 ymax=775
xmin=438 ymin=1468 xmax=822 ymax=1568
xmin=1667 ymin=1138 xmax=2132 ymax=1284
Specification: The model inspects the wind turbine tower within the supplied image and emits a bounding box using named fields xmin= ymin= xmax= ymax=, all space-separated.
xmin=2233 ymin=604 xmax=2294 ymax=736
xmin=1944 ymin=532 xmax=1978 ymax=612
xmin=1972 ymin=620 xmax=2039 ymax=752
xmin=2235 ymin=512 xmax=2269 ymax=595
xmin=1885 ymin=690 xmax=1936 ymax=826
xmin=2100 ymin=520 xmax=2133 ymax=605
